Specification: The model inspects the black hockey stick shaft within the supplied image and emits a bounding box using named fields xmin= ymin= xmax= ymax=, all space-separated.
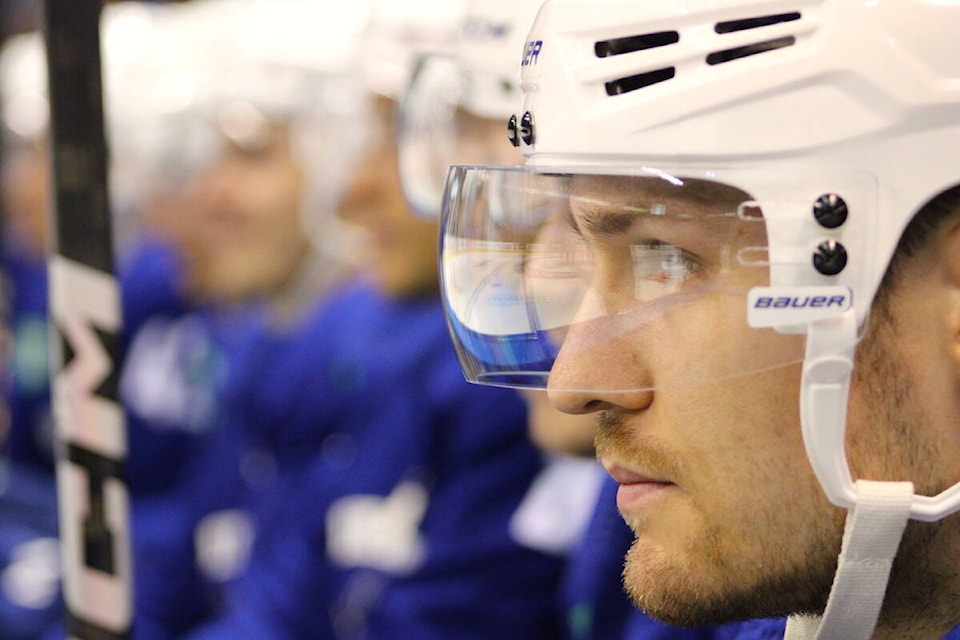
xmin=42 ymin=0 xmax=132 ymax=638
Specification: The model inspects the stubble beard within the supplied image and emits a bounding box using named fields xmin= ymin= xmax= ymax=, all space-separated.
xmin=597 ymin=408 xmax=842 ymax=628
xmin=616 ymin=304 xmax=960 ymax=633
xmin=619 ymin=493 xmax=840 ymax=628
xmin=848 ymin=305 xmax=960 ymax=636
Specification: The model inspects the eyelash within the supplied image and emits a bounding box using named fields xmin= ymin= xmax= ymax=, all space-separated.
xmin=630 ymin=242 xmax=701 ymax=283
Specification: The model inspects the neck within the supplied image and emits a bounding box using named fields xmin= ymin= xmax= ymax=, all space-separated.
xmin=871 ymin=517 xmax=960 ymax=640
xmin=265 ymin=248 xmax=350 ymax=330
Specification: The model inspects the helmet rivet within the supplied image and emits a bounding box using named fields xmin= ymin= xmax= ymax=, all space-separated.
xmin=507 ymin=114 xmax=520 ymax=147
xmin=813 ymin=193 xmax=848 ymax=229
xmin=519 ymin=111 xmax=535 ymax=146
xmin=812 ymin=240 xmax=848 ymax=276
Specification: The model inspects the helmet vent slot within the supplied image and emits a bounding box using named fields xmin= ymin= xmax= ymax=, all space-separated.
xmin=706 ymin=35 xmax=796 ymax=65
xmin=605 ymin=67 xmax=676 ymax=96
xmin=714 ymin=12 xmax=801 ymax=34
xmin=595 ymin=31 xmax=679 ymax=58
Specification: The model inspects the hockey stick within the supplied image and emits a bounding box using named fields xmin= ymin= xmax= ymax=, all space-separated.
xmin=42 ymin=1 xmax=132 ymax=638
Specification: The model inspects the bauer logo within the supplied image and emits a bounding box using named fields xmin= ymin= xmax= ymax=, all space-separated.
xmin=747 ymin=286 xmax=852 ymax=328
xmin=522 ymin=40 xmax=543 ymax=66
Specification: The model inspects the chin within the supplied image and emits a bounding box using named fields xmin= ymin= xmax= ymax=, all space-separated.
xmin=623 ymin=546 xmax=740 ymax=627
xmin=622 ymin=528 xmax=828 ymax=628
xmin=618 ymin=511 xmax=743 ymax=627
xmin=375 ymin=276 xmax=413 ymax=299
xmin=374 ymin=270 xmax=438 ymax=300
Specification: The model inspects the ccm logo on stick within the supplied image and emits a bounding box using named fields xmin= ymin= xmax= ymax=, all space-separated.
xmin=50 ymin=256 xmax=132 ymax=637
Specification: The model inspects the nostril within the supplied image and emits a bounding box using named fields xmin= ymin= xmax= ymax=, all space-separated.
xmin=583 ymin=399 xmax=607 ymax=413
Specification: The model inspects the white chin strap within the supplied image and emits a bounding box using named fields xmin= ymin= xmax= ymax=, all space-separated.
xmin=786 ymin=313 xmax=914 ymax=640
xmin=784 ymin=480 xmax=913 ymax=640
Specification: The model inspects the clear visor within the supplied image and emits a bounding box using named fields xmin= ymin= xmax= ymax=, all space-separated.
xmin=398 ymin=54 xmax=521 ymax=218
xmin=441 ymin=165 xmax=870 ymax=393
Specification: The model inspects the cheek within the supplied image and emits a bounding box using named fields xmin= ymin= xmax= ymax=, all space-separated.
xmin=667 ymin=365 xmax=810 ymax=509
xmin=848 ymin=300 xmax=960 ymax=494
xmin=256 ymin=175 xmax=302 ymax=221
xmin=644 ymin=292 xmax=807 ymax=390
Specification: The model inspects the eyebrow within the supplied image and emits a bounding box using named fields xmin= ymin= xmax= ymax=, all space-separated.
xmin=565 ymin=198 xmax=647 ymax=237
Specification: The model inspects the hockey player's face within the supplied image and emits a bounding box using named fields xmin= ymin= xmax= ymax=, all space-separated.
xmin=337 ymin=96 xmax=441 ymax=298
xmin=188 ymin=121 xmax=310 ymax=302
xmin=547 ymin=173 xmax=960 ymax=630
xmin=1 ymin=143 xmax=51 ymax=256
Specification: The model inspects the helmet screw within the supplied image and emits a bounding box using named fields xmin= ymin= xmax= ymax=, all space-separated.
xmin=812 ymin=240 xmax=848 ymax=276
xmin=813 ymin=193 xmax=848 ymax=229
xmin=507 ymin=114 xmax=520 ymax=147
xmin=519 ymin=111 xmax=535 ymax=146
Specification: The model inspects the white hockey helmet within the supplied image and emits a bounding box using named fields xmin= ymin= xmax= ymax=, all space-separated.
xmin=0 ymin=31 xmax=47 ymax=147
xmin=513 ymin=0 xmax=957 ymax=324
xmin=359 ymin=0 xmax=466 ymax=101
xmin=397 ymin=0 xmax=542 ymax=217
xmin=172 ymin=0 xmax=372 ymax=264
xmin=101 ymin=1 xmax=226 ymax=237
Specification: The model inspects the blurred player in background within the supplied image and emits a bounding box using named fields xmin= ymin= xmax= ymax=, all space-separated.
xmin=175 ymin=1 xmax=570 ymax=638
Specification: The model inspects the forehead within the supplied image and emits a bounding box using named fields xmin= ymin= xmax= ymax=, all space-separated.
xmin=217 ymin=102 xmax=292 ymax=153
xmin=566 ymin=174 xmax=757 ymax=236
xmin=569 ymin=174 xmax=752 ymax=210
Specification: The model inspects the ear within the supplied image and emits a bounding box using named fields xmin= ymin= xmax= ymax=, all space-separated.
xmin=943 ymin=217 xmax=960 ymax=284
xmin=940 ymin=218 xmax=960 ymax=366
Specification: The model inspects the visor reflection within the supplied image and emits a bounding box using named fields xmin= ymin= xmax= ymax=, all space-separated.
xmin=441 ymin=166 xmax=810 ymax=392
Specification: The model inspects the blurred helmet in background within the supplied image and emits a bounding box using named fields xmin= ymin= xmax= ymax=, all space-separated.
xmin=397 ymin=0 xmax=543 ymax=218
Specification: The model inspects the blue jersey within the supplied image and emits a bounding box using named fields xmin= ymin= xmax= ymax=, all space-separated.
xmin=126 ymin=307 xmax=260 ymax=639
xmin=3 ymin=246 xmax=54 ymax=474
xmin=119 ymin=240 xmax=263 ymax=638
xmin=119 ymin=236 xmax=224 ymax=497
xmin=186 ymin=281 xmax=565 ymax=640
xmin=130 ymin=408 xmax=253 ymax=640
xmin=22 ymin=236 xmax=261 ymax=640
xmin=714 ymin=619 xmax=787 ymax=639
xmin=0 ymin=463 xmax=62 ymax=640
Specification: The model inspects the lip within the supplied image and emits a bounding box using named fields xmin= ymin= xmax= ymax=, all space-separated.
xmin=604 ymin=463 xmax=676 ymax=513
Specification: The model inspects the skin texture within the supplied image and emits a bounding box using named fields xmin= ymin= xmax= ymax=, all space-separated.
xmin=546 ymin=174 xmax=960 ymax=640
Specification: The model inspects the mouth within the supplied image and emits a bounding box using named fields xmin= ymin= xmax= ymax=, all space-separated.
xmin=604 ymin=462 xmax=677 ymax=513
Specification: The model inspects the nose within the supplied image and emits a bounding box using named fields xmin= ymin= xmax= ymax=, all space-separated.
xmin=546 ymin=311 xmax=655 ymax=415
